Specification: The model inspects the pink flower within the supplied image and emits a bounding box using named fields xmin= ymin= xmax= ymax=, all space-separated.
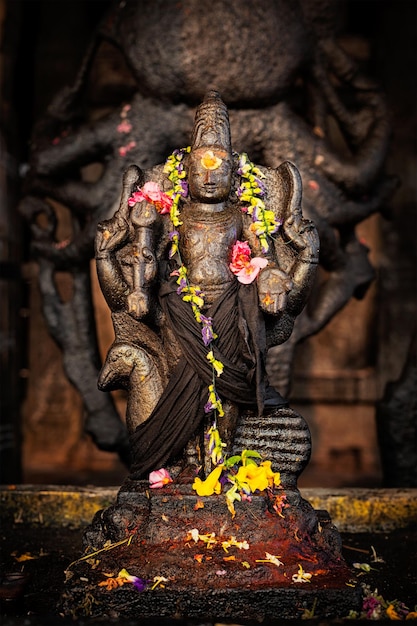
xmin=149 ymin=468 xmax=173 ymax=488
xmin=229 ymin=240 xmax=268 ymax=284
xmin=229 ymin=240 xmax=252 ymax=272
xmin=117 ymin=120 xmax=132 ymax=134
xmin=128 ymin=190 xmax=146 ymax=206
xmin=119 ymin=141 xmax=136 ymax=157
xmin=128 ymin=182 xmax=173 ymax=213
xmin=142 ymin=182 xmax=172 ymax=212
xmin=235 ymin=257 xmax=268 ymax=284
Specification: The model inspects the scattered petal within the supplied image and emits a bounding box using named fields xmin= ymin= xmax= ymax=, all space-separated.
xmin=292 ymin=564 xmax=312 ymax=583
xmin=256 ymin=552 xmax=284 ymax=567
xmin=149 ymin=468 xmax=173 ymax=489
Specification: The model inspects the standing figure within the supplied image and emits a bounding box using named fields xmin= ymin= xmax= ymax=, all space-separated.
xmin=95 ymin=91 xmax=319 ymax=492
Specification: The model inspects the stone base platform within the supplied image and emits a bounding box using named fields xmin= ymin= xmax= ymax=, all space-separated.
xmin=60 ymin=480 xmax=362 ymax=620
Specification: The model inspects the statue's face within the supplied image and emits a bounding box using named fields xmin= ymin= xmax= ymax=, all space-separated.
xmin=188 ymin=147 xmax=232 ymax=202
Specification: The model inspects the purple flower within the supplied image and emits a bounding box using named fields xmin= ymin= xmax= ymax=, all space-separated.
xmin=200 ymin=314 xmax=215 ymax=346
xmin=252 ymin=204 xmax=260 ymax=221
xmin=271 ymin=218 xmax=282 ymax=234
xmin=176 ymin=277 xmax=187 ymax=294
xmin=219 ymin=473 xmax=230 ymax=486
xmin=255 ymin=177 xmax=266 ymax=195
xmin=132 ymin=577 xmax=150 ymax=592
xmin=179 ymin=180 xmax=189 ymax=197
xmin=363 ymin=596 xmax=381 ymax=619
xmin=204 ymin=401 xmax=215 ymax=414
xmin=169 ymin=230 xmax=179 ymax=241
xmin=201 ymin=327 xmax=213 ymax=346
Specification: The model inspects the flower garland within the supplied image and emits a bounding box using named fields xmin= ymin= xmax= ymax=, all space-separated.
xmin=128 ymin=147 xmax=282 ymax=488
xmin=236 ymin=153 xmax=282 ymax=253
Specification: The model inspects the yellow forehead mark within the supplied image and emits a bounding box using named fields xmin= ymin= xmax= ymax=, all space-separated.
xmin=201 ymin=150 xmax=222 ymax=170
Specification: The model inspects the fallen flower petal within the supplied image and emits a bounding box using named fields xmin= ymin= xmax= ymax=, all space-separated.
xmin=132 ymin=577 xmax=150 ymax=592
xmin=353 ymin=562 xmax=373 ymax=572
xmin=222 ymin=536 xmax=250 ymax=552
xmin=117 ymin=568 xmax=149 ymax=592
xmin=387 ymin=604 xmax=402 ymax=620
xmin=370 ymin=545 xmax=385 ymax=563
xmin=197 ymin=532 xmax=217 ymax=548
xmin=292 ymin=564 xmax=312 ymax=583
xmin=151 ymin=576 xmax=168 ymax=590
xmin=256 ymin=552 xmax=283 ymax=567
xmin=98 ymin=577 xmax=122 ymax=590
xmin=12 ymin=552 xmax=38 ymax=562
xmin=188 ymin=528 xmax=200 ymax=543
xmin=149 ymin=468 xmax=173 ymax=488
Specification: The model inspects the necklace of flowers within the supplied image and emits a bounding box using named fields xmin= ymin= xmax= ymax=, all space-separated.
xmin=128 ymin=147 xmax=282 ymax=484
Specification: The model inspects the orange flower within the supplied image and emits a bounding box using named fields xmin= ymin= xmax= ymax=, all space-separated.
xmin=387 ymin=605 xmax=402 ymax=620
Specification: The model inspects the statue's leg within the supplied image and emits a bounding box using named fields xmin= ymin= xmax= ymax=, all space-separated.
xmin=232 ymin=406 xmax=311 ymax=502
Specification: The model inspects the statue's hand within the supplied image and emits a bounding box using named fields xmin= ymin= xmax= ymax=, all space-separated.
xmin=96 ymin=212 xmax=131 ymax=255
xmin=127 ymin=291 xmax=149 ymax=320
xmin=257 ymin=267 xmax=293 ymax=314
xmin=282 ymin=216 xmax=320 ymax=262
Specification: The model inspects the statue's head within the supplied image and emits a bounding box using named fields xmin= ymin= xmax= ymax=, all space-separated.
xmin=188 ymin=91 xmax=233 ymax=203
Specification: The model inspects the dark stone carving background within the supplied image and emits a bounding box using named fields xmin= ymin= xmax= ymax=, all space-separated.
xmin=1 ymin=0 xmax=415 ymax=486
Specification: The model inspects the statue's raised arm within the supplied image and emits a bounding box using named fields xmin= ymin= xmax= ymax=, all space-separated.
xmin=253 ymin=160 xmax=320 ymax=347
xmin=95 ymin=165 xmax=144 ymax=312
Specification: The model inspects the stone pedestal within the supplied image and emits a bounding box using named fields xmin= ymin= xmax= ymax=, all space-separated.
xmin=61 ymin=481 xmax=361 ymax=620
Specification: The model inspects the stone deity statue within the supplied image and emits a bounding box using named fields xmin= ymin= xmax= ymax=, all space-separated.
xmin=95 ymin=91 xmax=319 ymax=493
xmin=64 ymin=92 xmax=357 ymax=619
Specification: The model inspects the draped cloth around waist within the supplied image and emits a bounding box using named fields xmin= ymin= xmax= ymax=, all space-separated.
xmin=129 ymin=278 xmax=286 ymax=479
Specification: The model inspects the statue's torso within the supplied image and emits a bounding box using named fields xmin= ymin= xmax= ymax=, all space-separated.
xmin=179 ymin=203 xmax=242 ymax=306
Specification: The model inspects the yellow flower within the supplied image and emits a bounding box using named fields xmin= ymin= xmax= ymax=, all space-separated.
xmin=192 ymin=465 xmax=224 ymax=496
xmin=235 ymin=460 xmax=280 ymax=493
xmin=201 ymin=150 xmax=222 ymax=170
xmin=206 ymin=350 xmax=224 ymax=376
xmin=292 ymin=564 xmax=312 ymax=583
xmin=260 ymin=460 xmax=281 ymax=486
xmin=221 ymin=536 xmax=250 ymax=552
